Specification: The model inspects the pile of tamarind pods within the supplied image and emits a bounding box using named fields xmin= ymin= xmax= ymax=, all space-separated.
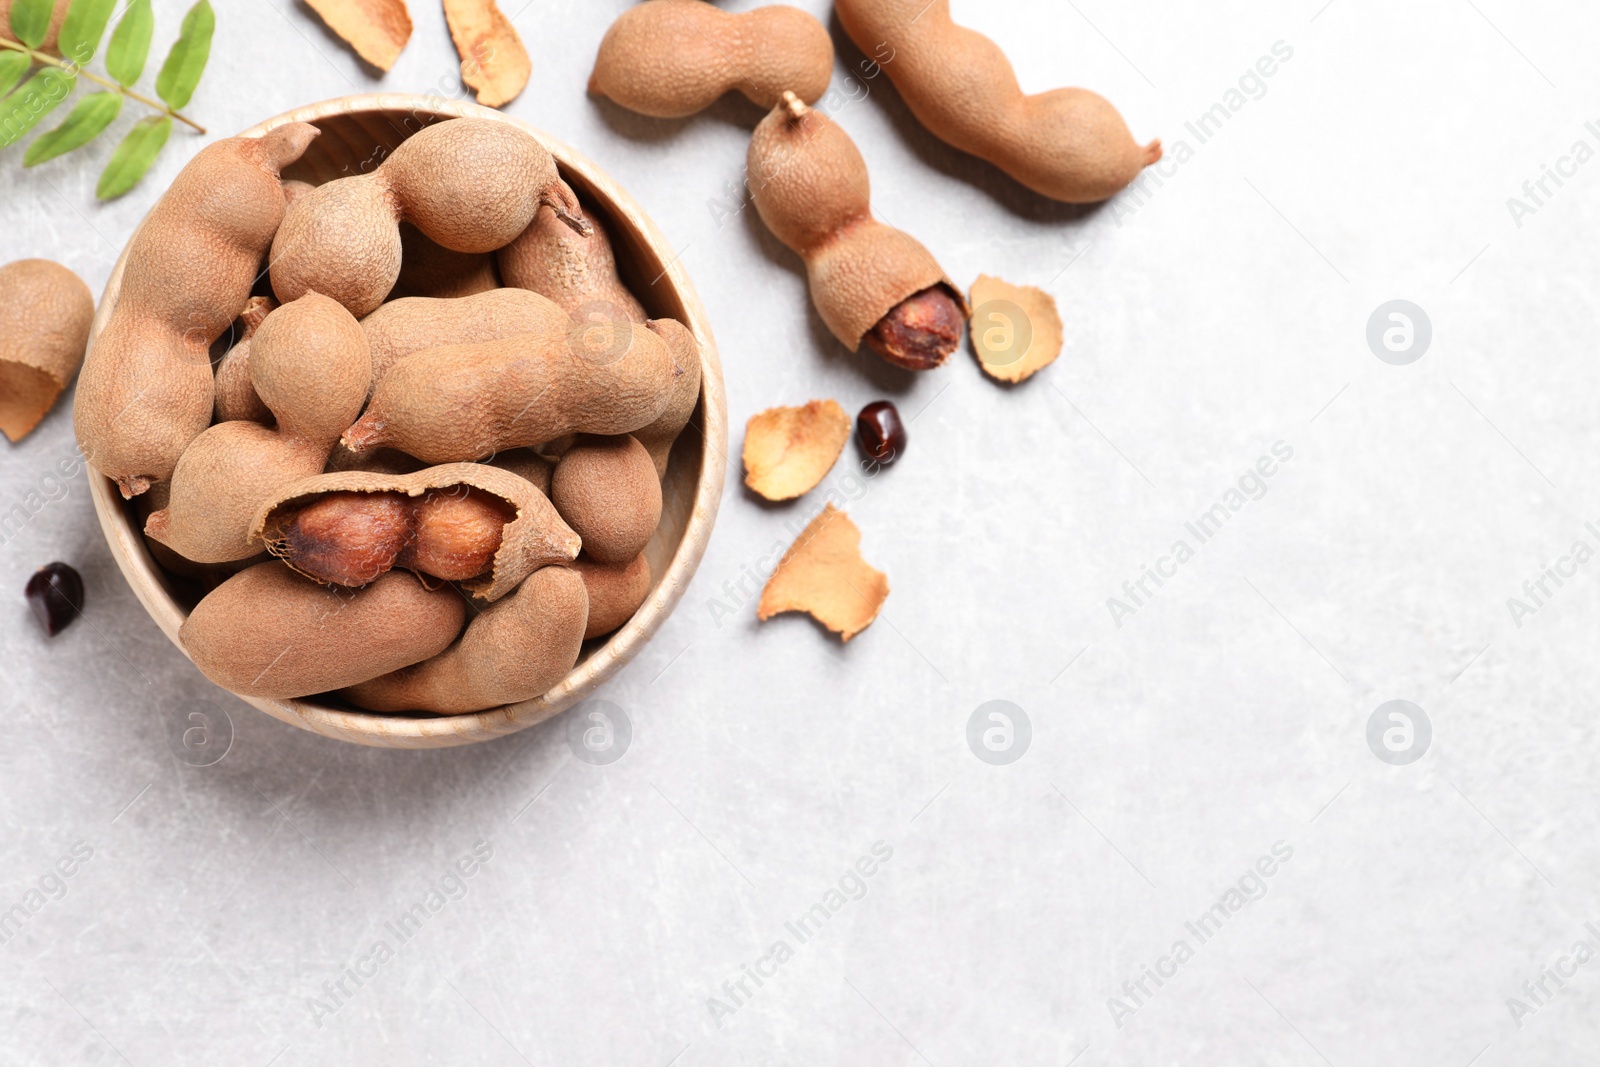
xmin=74 ymin=117 xmax=702 ymax=715
xmin=591 ymin=0 xmax=1159 ymax=371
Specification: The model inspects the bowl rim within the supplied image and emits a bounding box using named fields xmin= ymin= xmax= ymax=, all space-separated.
xmin=85 ymin=93 xmax=726 ymax=749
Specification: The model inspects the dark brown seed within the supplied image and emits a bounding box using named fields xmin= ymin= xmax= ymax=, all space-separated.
xmin=857 ymin=400 xmax=906 ymax=465
xmin=26 ymin=562 xmax=84 ymax=637
xmin=862 ymin=285 xmax=964 ymax=371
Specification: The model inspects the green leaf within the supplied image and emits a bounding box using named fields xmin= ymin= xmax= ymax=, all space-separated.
xmin=59 ymin=0 xmax=120 ymax=66
xmin=0 ymin=50 xmax=29 ymax=97
xmin=0 ymin=67 xmax=75 ymax=148
xmin=96 ymin=113 xmax=168 ymax=198
xmin=7 ymin=0 xmax=52 ymax=50
xmin=154 ymin=0 xmax=211 ymax=110
xmin=25 ymin=90 xmax=119 ymax=165
xmin=105 ymin=0 xmax=153 ymax=86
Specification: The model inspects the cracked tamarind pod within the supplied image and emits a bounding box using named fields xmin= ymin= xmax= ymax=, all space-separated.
xmin=589 ymin=0 xmax=833 ymax=118
xmin=834 ymin=0 xmax=1159 ymax=203
xmin=270 ymin=118 xmax=590 ymax=318
xmin=748 ymin=93 xmax=967 ymax=371
xmin=253 ymin=461 xmax=579 ymax=601
xmin=74 ymin=123 xmax=321 ymax=497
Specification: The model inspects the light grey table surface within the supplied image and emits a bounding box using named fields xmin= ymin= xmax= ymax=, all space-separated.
xmin=4 ymin=0 xmax=1599 ymax=1063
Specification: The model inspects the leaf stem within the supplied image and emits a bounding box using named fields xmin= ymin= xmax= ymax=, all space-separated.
xmin=0 ymin=37 xmax=206 ymax=133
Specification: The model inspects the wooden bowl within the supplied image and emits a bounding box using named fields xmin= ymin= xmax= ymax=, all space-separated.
xmin=86 ymin=94 xmax=726 ymax=748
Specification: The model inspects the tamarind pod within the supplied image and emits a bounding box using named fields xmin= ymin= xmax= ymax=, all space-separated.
xmin=572 ymin=552 xmax=651 ymax=639
xmin=747 ymin=94 xmax=966 ymax=364
xmin=359 ymin=288 xmax=569 ymax=385
xmin=253 ymin=462 xmax=580 ymax=601
xmin=628 ymin=318 xmax=701 ymax=478
xmin=180 ymin=563 xmax=467 ymax=700
xmin=270 ymin=119 xmax=590 ymax=317
xmin=550 ymin=435 xmax=661 ymax=565
xmin=75 ymin=123 xmax=321 ymax=497
xmin=498 ymin=204 xmax=646 ymax=325
xmin=392 ymin=222 xmax=502 ymax=301
xmin=589 ymin=0 xmax=833 ymax=118
xmin=343 ymin=564 xmax=588 ymax=714
xmin=145 ymin=293 xmax=372 ymax=563
xmin=341 ymin=320 xmax=679 ymax=464
xmin=212 ymin=295 xmax=278 ymax=425
xmin=834 ymin=0 xmax=1160 ymax=203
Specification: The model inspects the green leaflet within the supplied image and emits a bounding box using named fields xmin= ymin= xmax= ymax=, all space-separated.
xmin=25 ymin=90 xmax=120 ymax=165
xmin=154 ymin=0 xmax=211 ymax=110
xmin=58 ymin=0 xmax=120 ymax=67
xmin=7 ymin=0 xmax=52 ymax=50
xmin=97 ymin=113 xmax=168 ymax=198
xmin=105 ymin=0 xmax=153 ymax=86
xmin=0 ymin=50 xmax=29 ymax=97
xmin=0 ymin=67 xmax=75 ymax=148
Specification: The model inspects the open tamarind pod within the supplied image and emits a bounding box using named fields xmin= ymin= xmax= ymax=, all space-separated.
xmin=499 ymin=204 xmax=646 ymax=325
xmin=359 ymin=288 xmax=570 ymax=385
xmin=253 ymin=462 xmax=579 ymax=601
xmin=343 ymin=564 xmax=589 ymax=714
xmin=271 ymin=119 xmax=590 ymax=318
xmin=75 ymin=123 xmax=320 ymax=496
xmin=180 ymin=562 xmax=467 ymax=700
xmin=834 ymin=0 xmax=1159 ymax=203
xmin=341 ymin=319 xmax=680 ymax=464
xmin=748 ymin=93 xmax=967 ymax=371
xmin=144 ymin=293 xmax=371 ymax=563
xmin=589 ymin=0 xmax=833 ymax=118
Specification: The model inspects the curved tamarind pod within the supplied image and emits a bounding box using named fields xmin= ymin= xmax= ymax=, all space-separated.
xmin=572 ymin=552 xmax=651 ymax=639
xmin=589 ymin=0 xmax=833 ymax=118
xmin=144 ymin=293 xmax=371 ymax=563
xmin=834 ymin=0 xmax=1159 ymax=203
xmin=180 ymin=563 xmax=467 ymax=700
xmin=343 ymin=564 xmax=589 ymax=713
xmin=75 ymin=123 xmax=320 ymax=497
xmin=341 ymin=320 xmax=680 ymax=464
xmin=253 ymin=461 xmax=580 ymax=601
xmin=499 ymin=204 xmax=646 ymax=325
xmin=748 ymin=93 xmax=967 ymax=369
xmin=628 ymin=317 xmax=700 ymax=477
xmin=271 ymin=119 xmax=590 ymax=317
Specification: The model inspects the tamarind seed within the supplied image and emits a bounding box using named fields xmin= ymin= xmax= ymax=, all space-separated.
xmin=856 ymin=401 xmax=906 ymax=465
xmin=398 ymin=487 xmax=518 ymax=581
xmin=268 ymin=492 xmax=414 ymax=587
xmin=26 ymin=562 xmax=84 ymax=637
xmin=862 ymin=285 xmax=965 ymax=371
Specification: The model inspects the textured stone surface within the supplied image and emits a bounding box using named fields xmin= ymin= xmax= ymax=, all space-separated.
xmin=2 ymin=1 xmax=1598 ymax=1063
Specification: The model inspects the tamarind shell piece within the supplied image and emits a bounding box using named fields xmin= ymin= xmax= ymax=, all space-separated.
xmin=967 ymin=274 xmax=1063 ymax=383
xmin=498 ymin=204 xmax=646 ymax=325
xmin=180 ymin=563 xmax=466 ymax=700
xmin=253 ymin=462 xmax=580 ymax=602
xmin=834 ymin=0 xmax=1159 ymax=203
xmin=342 ymin=320 xmax=679 ymax=464
xmin=75 ymin=123 xmax=320 ymax=497
xmin=589 ymin=0 xmax=833 ymax=117
xmin=343 ymin=564 xmax=589 ymax=714
xmin=758 ymin=504 xmax=888 ymax=642
xmin=572 ymin=552 xmax=651 ymax=640
xmin=360 ymin=288 xmax=569 ymax=385
xmin=303 ymin=0 xmax=413 ymax=71
xmin=748 ymin=96 xmax=966 ymax=355
xmin=444 ymin=0 xmax=532 ymax=109
xmin=741 ymin=399 xmax=850 ymax=502
xmin=0 ymin=259 xmax=93 ymax=443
